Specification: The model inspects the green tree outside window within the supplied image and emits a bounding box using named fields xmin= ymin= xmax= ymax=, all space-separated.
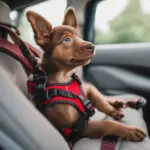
xmin=95 ymin=0 xmax=150 ymax=44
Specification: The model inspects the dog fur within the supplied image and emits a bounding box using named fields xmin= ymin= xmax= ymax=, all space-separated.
xmin=26 ymin=7 xmax=146 ymax=142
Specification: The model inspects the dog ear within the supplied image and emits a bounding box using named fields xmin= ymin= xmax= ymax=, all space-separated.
xmin=26 ymin=11 xmax=52 ymax=48
xmin=62 ymin=7 xmax=78 ymax=29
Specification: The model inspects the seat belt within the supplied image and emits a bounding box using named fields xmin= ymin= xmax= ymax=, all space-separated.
xmin=0 ymin=24 xmax=41 ymax=73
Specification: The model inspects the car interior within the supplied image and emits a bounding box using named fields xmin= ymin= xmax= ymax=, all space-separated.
xmin=0 ymin=0 xmax=150 ymax=150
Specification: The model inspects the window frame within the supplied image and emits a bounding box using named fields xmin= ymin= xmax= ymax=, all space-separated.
xmin=83 ymin=0 xmax=103 ymax=43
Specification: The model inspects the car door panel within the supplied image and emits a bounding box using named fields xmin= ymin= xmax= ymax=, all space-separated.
xmin=86 ymin=66 xmax=150 ymax=95
xmin=84 ymin=43 xmax=150 ymax=135
xmin=84 ymin=44 xmax=150 ymax=97
xmin=90 ymin=44 xmax=150 ymax=67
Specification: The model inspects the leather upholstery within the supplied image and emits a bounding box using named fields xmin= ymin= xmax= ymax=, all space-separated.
xmin=0 ymin=66 xmax=70 ymax=150
xmin=0 ymin=1 xmax=11 ymax=24
xmin=73 ymin=95 xmax=150 ymax=150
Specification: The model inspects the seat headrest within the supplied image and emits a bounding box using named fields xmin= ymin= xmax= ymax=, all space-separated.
xmin=0 ymin=1 xmax=11 ymax=24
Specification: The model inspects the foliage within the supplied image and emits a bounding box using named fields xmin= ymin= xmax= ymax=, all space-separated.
xmin=95 ymin=0 xmax=150 ymax=44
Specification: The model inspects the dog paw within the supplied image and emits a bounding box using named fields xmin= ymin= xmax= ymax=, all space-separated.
xmin=123 ymin=126 xmax=147 ymax=141
xmin=109 ymin=109 xmax=124 ymax=120
xmin=111 ymin=111 xmax=124 ymax=120
xmin=108 ymin=98 xmax=124 ymax=109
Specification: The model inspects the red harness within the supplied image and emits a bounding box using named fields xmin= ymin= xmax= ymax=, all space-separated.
xmin=27 ymin=71 xmax=95 ymax=141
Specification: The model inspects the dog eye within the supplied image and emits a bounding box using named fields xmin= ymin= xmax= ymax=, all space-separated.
xmin=64 ymin=37 xmax=72 ymax=42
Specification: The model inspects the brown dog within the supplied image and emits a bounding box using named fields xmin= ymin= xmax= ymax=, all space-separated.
xmin=26 ymin=7 xmax=146 ymax=142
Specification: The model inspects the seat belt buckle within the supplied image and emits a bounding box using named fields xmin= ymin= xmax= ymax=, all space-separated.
xmin=101 ymin=136 xmax=118 ymax=150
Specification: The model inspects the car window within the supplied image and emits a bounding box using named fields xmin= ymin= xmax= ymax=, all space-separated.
xmin=94 ymin=0 xmax=150 ymax=44
xmin=10 ymin=0 xmax=67 ymax=49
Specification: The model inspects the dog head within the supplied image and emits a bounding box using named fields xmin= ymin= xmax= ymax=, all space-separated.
xmin=26 ymin=7 xmax=95 ymax=72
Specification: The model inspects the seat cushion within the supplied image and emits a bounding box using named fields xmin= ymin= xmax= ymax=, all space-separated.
xmin=73 ymin=95 xmax=150 ymax=150
xmin=106 ymin=94 xmax=144 ymax=115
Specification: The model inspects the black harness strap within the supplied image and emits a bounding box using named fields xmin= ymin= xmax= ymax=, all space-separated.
xmin=43 ymin=88 xmax=94 ymax=117
xmin=47 ymin=88 xmax=78 ymax=99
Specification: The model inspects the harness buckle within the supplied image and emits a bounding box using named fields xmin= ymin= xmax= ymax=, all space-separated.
xmin=59 ymin=90 xmax=67 ymax=97
xmin=51 ymin=88 xmax=58 ymax=96
xmin=45 ymin=90 xmax=50 ymax=100
xmin=79 ymin=96 xmax=95 ymax=117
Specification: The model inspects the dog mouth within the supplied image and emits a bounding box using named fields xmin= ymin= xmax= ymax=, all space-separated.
xmin=72 ymin=56 xmax=92 ymax=64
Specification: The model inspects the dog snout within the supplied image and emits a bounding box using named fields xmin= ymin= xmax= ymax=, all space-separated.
xmin=85 ymin=42 xmax=95 ymax=53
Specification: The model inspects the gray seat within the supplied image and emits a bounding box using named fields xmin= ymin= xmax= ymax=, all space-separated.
xmin=73 ymin=98 xmax=150 ymax=150
xmin=0 ymin=66 xmax=70 ymax=150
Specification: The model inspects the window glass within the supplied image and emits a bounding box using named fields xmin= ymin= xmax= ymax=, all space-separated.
xmin=95 ymin=0 xmax=150 ymax=44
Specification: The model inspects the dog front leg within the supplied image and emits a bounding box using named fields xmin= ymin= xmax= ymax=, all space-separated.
xmin=82 ymin=83 xmax=124 ymax=120
xmin=83 ymin=120 xmax=146 ymax=141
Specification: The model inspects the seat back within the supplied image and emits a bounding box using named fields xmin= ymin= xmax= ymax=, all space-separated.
xmin=0 ymin=66 xmax=70 ymax=150
xmin=0 ymin=1 xmax=28 ymax=95
xmin=0 ymin=1 xmax=70 ymax=149
xmin=0 ymin=24 xmax=41 ymax=73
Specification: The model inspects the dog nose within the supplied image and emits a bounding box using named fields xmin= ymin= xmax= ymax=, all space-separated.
xmin=85 ymin=42 xmax=95 ymax=53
